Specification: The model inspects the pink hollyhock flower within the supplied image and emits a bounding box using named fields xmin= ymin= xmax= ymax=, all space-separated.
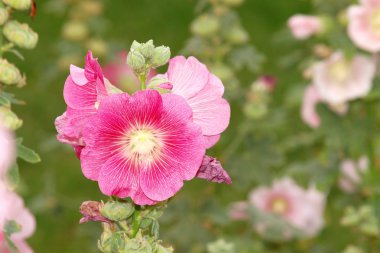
xmin=103 ymin=51 xmax=156 ymax=93
xmin=348 ymin=0 xmax=380 ymax=52
xmin=339 ymin=156 xmax=369 ymax=193
xmin=0 ymin=183 xmax=35 ymax=253
xmin=0 ymin=125 xmax=15 ymax=179
xmin=313 ymin=52 xmax=376 ymax=105
xmin=80 ymin=90 xmax=205 ymax=205
xmin=288 ymin=15 xmax=322 ymax=40
xmin=158 ymin=56 xmax=230 ymax=149
xmin=55 ymin=51 xmax=108 ymax=156
xmin=301 ymin=85 xmax=322 ymax=128
xmin=250 ymin=177 xmax=325 ymax=237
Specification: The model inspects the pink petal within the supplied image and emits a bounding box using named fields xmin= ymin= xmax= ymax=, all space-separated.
xmin=196 ymin=155 xmax=231 ymax=184
xmin=204 ymin=134 xmax=220 ymax=149
xmin=69 ymin=65 xmax=87 ymax=86
xmin=63 ymin=76 xmax=98 ymax=110
xmin=188 ymin=74 xmax=230 ymax=136
xmin=301 ymin=85 xmax=321 ymax=128
xmin=168 ymin=56 xmax=209 ymax=99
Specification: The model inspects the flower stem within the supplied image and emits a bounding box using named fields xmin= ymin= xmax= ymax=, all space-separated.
xmin=131 ymin=210 xmax=141 ymax=238
xmin=140 ymin=73 xmax=147 ymax=90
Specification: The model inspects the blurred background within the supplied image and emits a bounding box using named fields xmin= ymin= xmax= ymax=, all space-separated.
xmin=7 ymin=0 xmax=380 ymax=252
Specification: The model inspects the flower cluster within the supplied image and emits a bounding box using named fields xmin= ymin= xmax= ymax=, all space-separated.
xmin=55 ymin=43 xmax=231 ymax=206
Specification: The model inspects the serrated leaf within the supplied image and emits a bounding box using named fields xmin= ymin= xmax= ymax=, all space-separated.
xmin=17 ymin=142 xmax=41 ymax=163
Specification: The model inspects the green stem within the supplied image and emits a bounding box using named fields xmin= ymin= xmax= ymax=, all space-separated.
xmin=131 ymin=211 xmax=141 ymax=238
xmin=140 ymin=73 xmax=147 ymax=90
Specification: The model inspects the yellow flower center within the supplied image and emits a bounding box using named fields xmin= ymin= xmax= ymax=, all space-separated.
xmin=271 ymin=197 xmax=288 ymax=215
xmin=329 ymin=59 xmax=350 ymax=83
xmin=129 ymin=130 xmax=157 ymax=155
xmin=370 ymin=9 xmax=380 ymax=37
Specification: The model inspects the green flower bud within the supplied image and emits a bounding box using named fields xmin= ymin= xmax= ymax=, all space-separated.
xmin=0 ymin=8 xmax=9 ymax=26
xmin=0 ymin=59 xmax=23 ymax=86
xmin=124 ymin=237 xmax=153 ymax=253
xmin=0 ymin=106 xmax=23 ymax=130
xmin=86 ymin=38 xmax=108 ymax=57
xmin=155 ymin=244 xmax=173 ymax=253
xmin=100 ymin=201 xmax=134 ymax=222
xmin=191 ymin=14 xmax=219 ymax=37
xmin=3 ymin=21 xmax=38 ymax=49
xmin=127 ymin=50 xmax=146 ymax=71
xmin=62 ymin=20 xmax=89 ymax=42
xmin=139 ymin=40 xmax=155 ymax=59
xmin=130 ymin=40 xmax=142 ymax=51
xmin=98 ymin=224 xmax=114 ymax=253
xmin=225 ymin=26 xmax=249 ymax=45
xmin=151 ymin=46 xmax=170 ymax=68
xmin=3 ymin=0 xmax=31 ymax=10
xmin=221 ymin=0 xmax=244 ymax=7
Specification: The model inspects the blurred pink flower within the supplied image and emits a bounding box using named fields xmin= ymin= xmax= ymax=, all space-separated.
xmin=348 ymin=0 xmax=380 ymax=52
xmin=80 ymin=90 xmax=205 ymax=205
xmin=313 ymin=52 xmax=376 ymax=105
xmin=0 ymin=125 xmax=15 ymax=179
xmin=229 ymin=201 xmax=249 ymax=220
xmin=301 ymin=85 xmax=321 ymax=128
xmin=55 ymin=51 xmax=108 ymax=157
xmin=0 ymin=183 xmax=35 ymax=253
xmin=103 ymin=51 xmax=156 ymax=93
xmin=339 ymin=156 xmax=369 ymax=193
xmin=160 ymin=56 xmax=230 ymax=149
xmin=250 ymin=177 xmax=325 ymax=237
xmin=288 ymin=15 xmax=322 ymax=40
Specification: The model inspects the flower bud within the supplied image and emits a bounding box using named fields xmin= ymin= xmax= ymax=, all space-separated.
xmin=0 ymin=59 xmax=23 ymax=86
xmin=151 ymin=46 xmax=170 ymax=68
xmin=127 ymin=50 xmax=146 ymax=71
xmin=225 ymin=26 xmax=249 ymax=45
xmin=155 ymin=244 xmax=174 ymax=253
xmin=130 ymin=40 xmax=142 ymax=51
xmin=139 ymin=40 xmax=155 ymax=59
xmin=2 ymin=0 xmax=31 ymax=10
xmin=100 ymin=201 xmax=134 ymax=221
xmin=0 ymin=8 xmax=9 ymax=26
xmin=98 ymin=223 xmax=115 ymax=253
xmin=191 ymin=14 xmax=219 ymax=37
xmin=3 ymin=21 xmax=38 ymax=49
xmin=124 ymin=237 xmax=152 ymax=253
xmin=0 ymin=106 xmax=23 ymax=130
xmin=62 ymin=20 xmax=89 ymax=41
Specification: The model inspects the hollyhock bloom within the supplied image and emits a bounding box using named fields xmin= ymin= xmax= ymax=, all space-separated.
xmin=250 ymin=178 xmax=325 ymax=237
xmin=288 ymin=15 xmax=322 ymax=40
xmin=313 ymin=52 xmax=376 ymax=105
xmin=55 ymin=51 xmax=108 ymax=156
xmin=0 ymin=183 xmax=35 ymax=253
xmin=339 ymin=156 xmax=369 ymax=193
xmin=158 ymin=56 xmax=230 ymax=148
xmin=80 ymin=90 xmax=205 ymax=205
xmin=301 ymin=85 xmax=322 ymax=128
xmin=348 ymin=0 xmax=380 ymax=52
xmin=0 ymin=125 xmax=15 ymax=179
xmin=103 ymin=51 xmax=156 ymax=93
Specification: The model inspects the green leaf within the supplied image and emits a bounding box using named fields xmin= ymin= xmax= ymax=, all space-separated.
xmin=0 ymin=94 xmax=11 ymax=107
xmin=6 ymin=163 xmax=19 ymax=189
xmin=17 ymin=141 xmax=41 ymax=163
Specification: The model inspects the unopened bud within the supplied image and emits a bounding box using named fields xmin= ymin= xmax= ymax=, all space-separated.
xmin=127 ymin=50 xmax=146 ymax=71
xmin=3 ymin=0 xmax=31 ymax=10
xmin=124 ymin=237 xmax=152 ymax=253
xmin=3 ymin=21 xmax=38 ymax=49
xmin=98 ymin=223 xmax=114 ymax=253
xmin=130 ymin=40 xmax=142 ymax=51
xmin=0 ymin=59 xmax=23 ymax=86
xmin=151 ymin=46 xmax=170 ymax=68
xmin=0 ymin=106 xmax=23 ymax=130
xmin=62 ymin=20 xmax=89 ymax=41
xmin=221 ymin=0 xmax=244 ymax=6
xmin=139 ymin=40 xmax=155 ymax=59
xmin=0 ymin=8 xmax=9 ymax=26
xmin=191 ymin=14 xmax=219 ymax=37
xmin=225 ymin=26 xmax=249 ymax=45
xmin=100 ymin=201 xmax=134 ymax=221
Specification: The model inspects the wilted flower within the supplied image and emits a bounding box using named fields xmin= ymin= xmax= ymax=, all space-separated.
xmin=55 ymin=51 xmax=108 ymax=156
xmin=0 ymin=124 xmax=15 ymax=180
xmin=196 ymin=155 xmax=231 ymax=184
xmin=313 ymin=52 xmax=376 ymax=105
xmin=348 ymin=0 xmax=380 ymax=52
xmin=159 ymin=56 xmax=230 ymax=148
xmin=0 ymin=182 xmax=35 ymax=253
xmin=249 ymin=178 xmax=325 ymax=237
xmin=79 ymin=201 xmax=111 ymax=224
xmin=80 ymin=90 xmax=205 ymax=205
xmin=3 ymin=21 xmax=38 ymax=49
xmin=339 ymin=156 xmax=369 ymax=193
xmin=288 ymin=15 xmax=322 ymax=40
